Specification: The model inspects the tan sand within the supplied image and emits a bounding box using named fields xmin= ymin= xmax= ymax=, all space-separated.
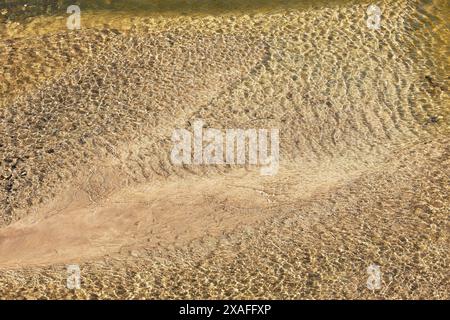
xmin=0 ymin=0 xmax=448 ymax=299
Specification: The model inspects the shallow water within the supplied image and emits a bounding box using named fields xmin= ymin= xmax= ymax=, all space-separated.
xmin=0 ymin=0 xmax=448 ymax=299
xmin=2 ymin=0 xmax=360 ymax=18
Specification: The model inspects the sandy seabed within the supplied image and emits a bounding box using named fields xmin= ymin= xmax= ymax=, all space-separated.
xmin=0 ymin=0 xmax=449 ymax=299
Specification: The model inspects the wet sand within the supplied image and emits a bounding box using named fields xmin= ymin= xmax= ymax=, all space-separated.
xmin=0 ymin=0 xmax=449 ymax=299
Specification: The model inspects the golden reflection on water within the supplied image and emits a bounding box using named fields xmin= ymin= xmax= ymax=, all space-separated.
xmin=2 ymin=0 xmax=359 ymax=18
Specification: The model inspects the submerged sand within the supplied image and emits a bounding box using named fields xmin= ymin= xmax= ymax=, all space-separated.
xmin=0 ymin=0 xmax=449 ymax=299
